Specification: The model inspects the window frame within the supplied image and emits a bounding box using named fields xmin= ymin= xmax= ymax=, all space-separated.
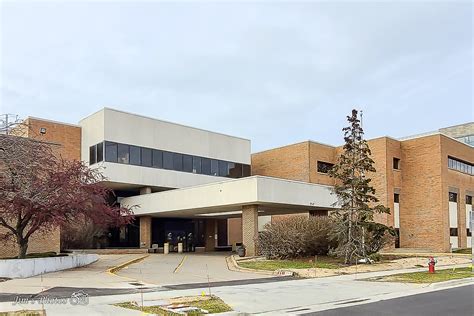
xmin=393 ymin=157 xmax=400 ymax=170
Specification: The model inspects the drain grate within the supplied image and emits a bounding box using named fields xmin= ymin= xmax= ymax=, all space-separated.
xmin=335 ymin=298 xmax=370 ymax=305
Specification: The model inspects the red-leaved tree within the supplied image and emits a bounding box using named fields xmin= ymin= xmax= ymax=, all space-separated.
xmin=0 ymin=130 xmax=134 ymax=258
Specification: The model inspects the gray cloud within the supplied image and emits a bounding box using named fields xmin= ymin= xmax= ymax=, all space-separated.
xmin=1 ymin=1 xmax=472 ymax=151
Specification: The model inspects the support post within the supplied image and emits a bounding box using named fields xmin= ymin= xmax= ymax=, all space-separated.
xmin=139 ymin=216 xmax=152 ymax=249
xmin=242 ymin=205 xmax=259 ymax=256
xmin=205 ymin=219 xmax=217 ymax=251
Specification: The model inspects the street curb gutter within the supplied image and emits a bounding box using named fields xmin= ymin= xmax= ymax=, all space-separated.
xmin=430 ymin=277 xmax=474 ymax=289
xmin=106 ymin=254 xmax=149 ymax=275
xmin=227 ymin=255 xmax=295 ymax=276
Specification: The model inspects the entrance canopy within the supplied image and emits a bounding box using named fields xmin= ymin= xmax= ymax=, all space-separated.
xmin=120 ymin=176 xmax=338 ymax=218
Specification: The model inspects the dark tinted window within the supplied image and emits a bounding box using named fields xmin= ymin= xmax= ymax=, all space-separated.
xmin=193 ymin=156 xmax=202 ymax=174
xmin=89 ymin=145 xmax=97 ymax=164
xmin=163 ymin=152 xmax=173 ymax=170
xmin=211 ymin=159 xmax=219 ymax=176
xmin=96 ymin=142 xmax=103 ymax=162
xmin=130 ymin=146 xmax=141 ymax=165
xmin=393 ymin=157 xmax=400 ymax=170
xmin=218 ymin=161 xmax=229 ymax=177
xmin=467 ymin=229 xmax=472 ymax=237
xmin=173 ymin=153 xmax=183 ymax=171
xmin=449 ymin=192 xmax=458 ymax=202
xmin=450 ymin=228 xmax=458 ymax=236
xmin=183 ymin=155 xmax=193 ymax=172
xmin=317 ymin=161 xmax=334 ymax=173
xmin=117 ymin=144 xmax=130 ymax=164
xmin=466 ymin=195 xmax=472 ymax=205
xmin=394 ymin=193 xmax=400 ymax=203
xmin=105 ymin=142 xmax=118 ymax=162
xmin=141 ymin=148 xmax=152 ymax=167
xmin=229 ymin=163 xmax=241 ymax=178
xmin=201 ymin=158 xmax=211 ymax=175
xmin=153 ymin=150 xmax=163 ymax=168
xmin=242 ymin=164 xmax=251 ymax=177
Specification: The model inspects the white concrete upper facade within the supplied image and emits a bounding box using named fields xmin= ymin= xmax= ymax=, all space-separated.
xmin=79 ymin=108 xmax=251 ymax=189
xmin=120 ymin=176 xmax=338 ymax=218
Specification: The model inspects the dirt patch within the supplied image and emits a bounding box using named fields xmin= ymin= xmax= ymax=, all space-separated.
xmin=289 ymin=256 xmax=471 ymax=278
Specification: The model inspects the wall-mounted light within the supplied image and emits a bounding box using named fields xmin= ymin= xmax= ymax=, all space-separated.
xmin=40 ymin=127 xmax=46 ymax=135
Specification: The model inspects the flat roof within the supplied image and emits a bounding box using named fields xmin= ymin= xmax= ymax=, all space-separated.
xmin=120 ymin=175 xmax=337 ymax=218
xmin=79 ymin=107 xmax=251 ymax=142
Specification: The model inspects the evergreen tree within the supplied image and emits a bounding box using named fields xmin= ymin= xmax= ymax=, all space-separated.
xmin=329 ymin=109 xmax=392 ymax=264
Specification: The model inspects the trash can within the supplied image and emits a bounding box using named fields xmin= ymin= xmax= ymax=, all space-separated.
xmin=237 ymin=245 xmax=246 ymax=257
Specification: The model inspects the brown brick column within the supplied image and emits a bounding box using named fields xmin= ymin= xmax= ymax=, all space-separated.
xmin=139 ymin=216 xmax=152 ymax=248
xmin=242 ymin=205 xmax=258 ymax=256
xmin=205 ymin=219 xmax=217 ymax=251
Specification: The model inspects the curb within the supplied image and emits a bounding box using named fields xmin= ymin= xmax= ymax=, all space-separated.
xmin=430 ymin=277 xmax=474 ymax=289
xmin=106 ymin=254 xmax=150 ymax=275
xmin=226 ymin=255 xmax=274 ymax=275
xmin=227 ymin=255 xmax=296 ymax=276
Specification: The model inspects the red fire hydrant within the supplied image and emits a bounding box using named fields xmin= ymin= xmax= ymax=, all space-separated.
xmin=428 ymin=256 xmax=437 ymax=273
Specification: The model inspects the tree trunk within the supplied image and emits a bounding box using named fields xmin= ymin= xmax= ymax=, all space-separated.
xmin=17 ymin=238 xmax=29 ymax=259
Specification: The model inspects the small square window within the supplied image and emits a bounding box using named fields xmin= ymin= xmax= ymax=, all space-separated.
xmin=466 ymin=195 xmax=472 ymax=205
xmin=393 ymin=158 xmax=400 ymax=170
xmin=449 ymin=192 xmax=458 ymax=202
xmin=317 ymin=161 xmax=334 ymax=173
xmin=449 ymin=228 xmax=458 ymax=236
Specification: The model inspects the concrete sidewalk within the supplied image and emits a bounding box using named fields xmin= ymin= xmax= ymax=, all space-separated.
xmin=0 ymin=262 xmax=471 ymax=315
xmin=0 ymin=254 xmax=148 ymax=295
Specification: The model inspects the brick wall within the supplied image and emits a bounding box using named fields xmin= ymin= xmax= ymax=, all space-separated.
xmin=250 ymin=132 xmax=473 ymax=252
xmin=0 ymin=228 xmax=60 ymax=258
xmin=0 ymin=117 xmax=81 ymax=258
xmin=251 ymin=142 xmax=310 ymax=181
xmin=440 ymin=135 xmax=474 ymax=249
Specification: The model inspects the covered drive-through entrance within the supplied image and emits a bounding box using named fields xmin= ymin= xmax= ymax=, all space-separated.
xmin=120 ymin=176 xmax=338 ymax=256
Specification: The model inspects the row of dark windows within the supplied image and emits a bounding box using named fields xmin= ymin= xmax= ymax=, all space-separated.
xmin=317 ymin=158 xmax=400 ymax=173
xmin=450 ymin=228 xmax=472 ymax=237
xmin=89 ymin=141 xmax=251 ymax=178
xmin=448 ymin=156 xmax=474 ymax=175
xmin=449 ymin=192 xmax=473 ymax=204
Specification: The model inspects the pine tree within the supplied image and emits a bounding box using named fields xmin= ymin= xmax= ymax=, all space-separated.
xmin=329 ymin=109 xmax=391 ymax=264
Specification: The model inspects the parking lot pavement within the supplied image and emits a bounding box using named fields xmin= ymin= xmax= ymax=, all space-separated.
xmin=0 ymin=254 xmax=147 ymax=295
xmin=116 ymin=252 xmax=273 ymax=286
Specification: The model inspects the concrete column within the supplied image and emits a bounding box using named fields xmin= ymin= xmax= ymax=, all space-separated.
xmin=140 ymin=187 xmax=152 ymax=195
xmin=205 ymin=219 xmax=217 ymax=251
xmin=139 ymin=216 xmax=152 ymax=248
xmin=242 ymin=205 xmax=259 ymax=256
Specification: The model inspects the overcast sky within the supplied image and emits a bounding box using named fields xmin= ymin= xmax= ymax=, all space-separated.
xmin=1 ymin=0 xmax=472 ymax=151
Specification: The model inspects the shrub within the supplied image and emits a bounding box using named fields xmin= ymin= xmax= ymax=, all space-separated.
xmin=257 ymin=215 xmax=337 ymax=259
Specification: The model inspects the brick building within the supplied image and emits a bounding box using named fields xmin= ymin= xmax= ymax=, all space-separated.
xmin=250 ymin=123 xmax=474 ymax=252
xmin=1 ymin=110 xmax=472 ymax=257
xmin=0 ymin=117 xmax=81 ymax=258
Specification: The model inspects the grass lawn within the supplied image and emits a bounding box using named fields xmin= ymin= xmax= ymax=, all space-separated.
xmin=0 ymin=311 xmax=45 ymax=316
xmin=115 ymin=296 xmax=232 ymax=315
xmin=377 ymin=267 xmax=473 ymax=283
xmin=453 ymin=248 xmax=472 ymax=254
xmin=4 ymin=252 xmax=68 ymax=260
xmin=238 ymin=257 xmax=341 ymax=270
